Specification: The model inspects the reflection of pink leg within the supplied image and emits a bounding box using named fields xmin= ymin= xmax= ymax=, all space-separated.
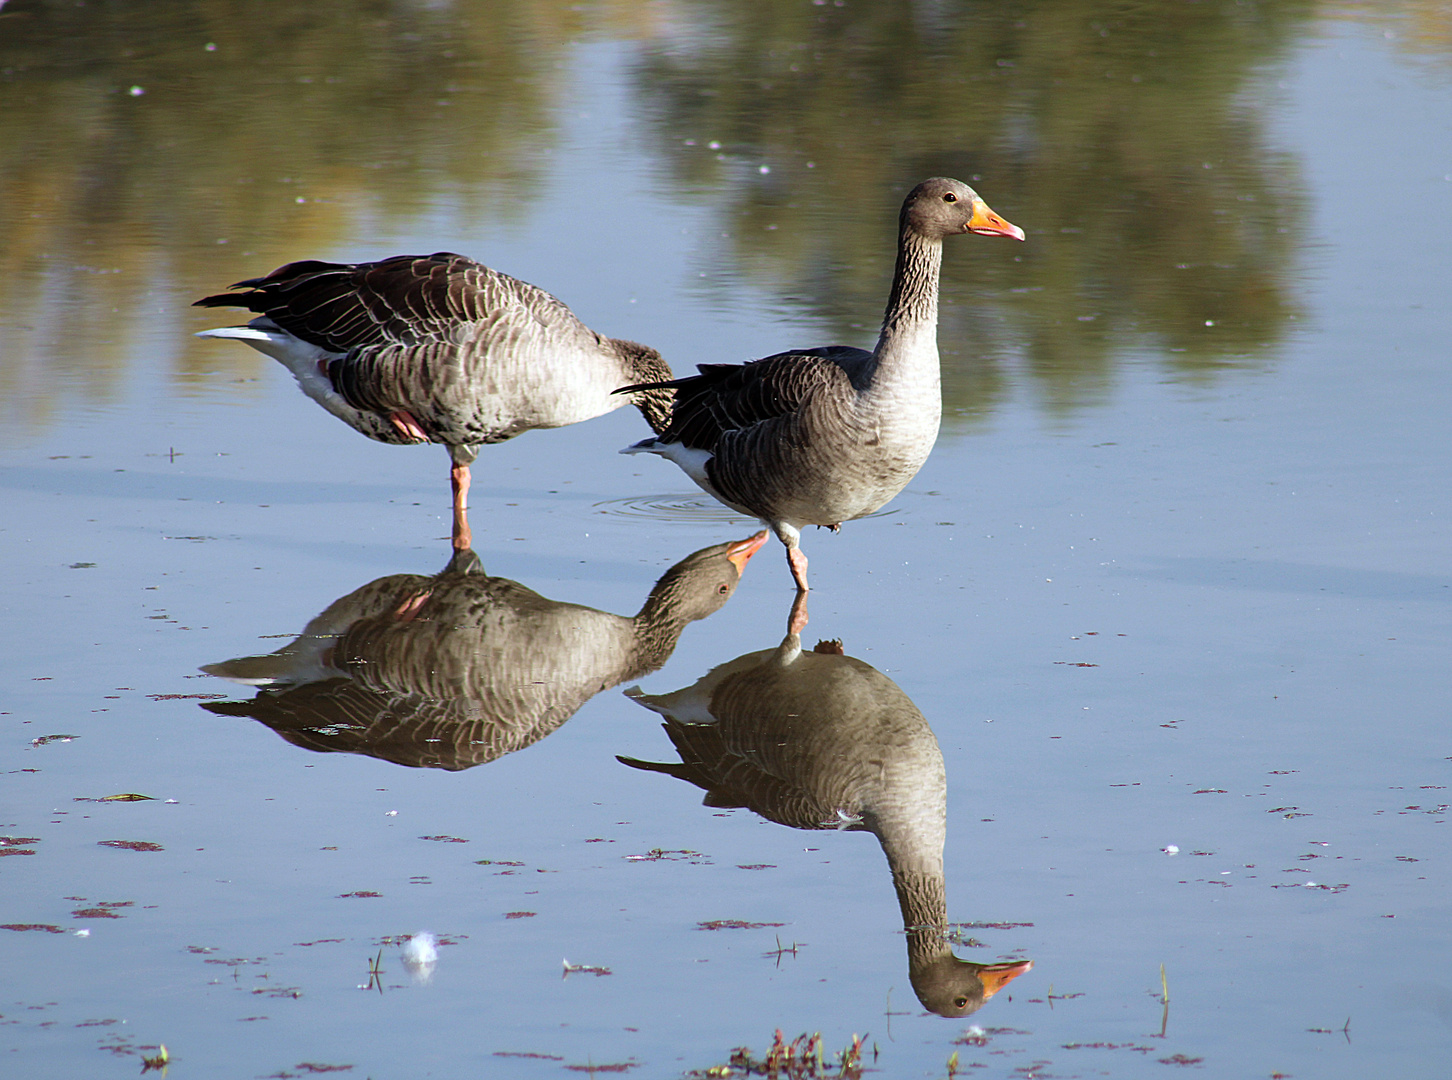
xmin=451 ymin=462 xmax=472 ymax=551
xmin=788 ymin=590 xmax=810 ymax=636
xmin=786 ymin=546 xmax=809 ymax=592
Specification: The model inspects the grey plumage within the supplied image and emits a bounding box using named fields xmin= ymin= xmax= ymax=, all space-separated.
xmin=195 ymin=252 xmax=674 ymax=547
xmin=619 ymin=627 xmax=1031 ymax=1017
xmin=620 ymin=178 xmax=1024 ymax=590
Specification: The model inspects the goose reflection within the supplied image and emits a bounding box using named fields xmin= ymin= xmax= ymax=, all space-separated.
xmin=200 ymin=532 xmax=768 ymax=769
xmin=618 ymin=604 xmax=1031 ymax=1017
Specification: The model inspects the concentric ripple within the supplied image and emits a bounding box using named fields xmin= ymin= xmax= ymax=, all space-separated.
xmin=593 ymin=493 xmax=757 ymax=524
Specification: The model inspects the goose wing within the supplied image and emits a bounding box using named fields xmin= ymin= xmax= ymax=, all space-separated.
xmin=639 ymin=346 xmax=869 ymax=451
xmin=193 ymin=251 xmax=586 ymax=353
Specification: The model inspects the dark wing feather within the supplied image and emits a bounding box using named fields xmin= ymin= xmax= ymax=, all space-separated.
xmin=646 ymin=348 xmax=866 ymax=452
xmin=192 ymin=251 xmax=573 ymax=354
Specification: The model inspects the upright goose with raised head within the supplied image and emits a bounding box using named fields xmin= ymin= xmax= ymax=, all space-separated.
xmin=620 ymin=178 xmax=1023 ymax=593
xmin=195 ymin=252 xmax=674 ymax=549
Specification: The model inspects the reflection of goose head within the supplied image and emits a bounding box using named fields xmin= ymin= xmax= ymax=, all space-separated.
xmin=200 ymin=531 xmax=767 ymax=769
xmin=620 ymin=625 xmax=1029 ymax=1017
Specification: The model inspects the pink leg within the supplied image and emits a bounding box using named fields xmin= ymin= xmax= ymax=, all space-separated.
xmin=451 ymin=461 xmax=472 ymax=552
xmin=788 ymin=590 xmax=810 ymax=636
xmin=786 ymin=546 xmax=809 ymax=592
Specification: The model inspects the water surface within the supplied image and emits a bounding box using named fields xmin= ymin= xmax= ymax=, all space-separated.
xmin=2 ymin=2 xmax=1450 ymax=1077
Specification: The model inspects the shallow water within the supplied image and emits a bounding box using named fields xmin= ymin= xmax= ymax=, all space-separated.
xmin=3 ymin=2 xmax=1450 ymax=1077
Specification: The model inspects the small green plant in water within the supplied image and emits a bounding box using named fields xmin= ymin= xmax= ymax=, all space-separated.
xmin=698 ymin=1029 xmax=864 ymax=1078
xmin=141 ymin=1044 xmax=169 ymax=1073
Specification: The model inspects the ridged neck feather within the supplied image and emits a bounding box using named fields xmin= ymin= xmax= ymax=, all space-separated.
xmin=614 ymin=338 xmax=675 ymax=435
xmin=626 ymin=568 xmax=716 ymax=674
xmin=872 ymin=223 xmax=944 ymax=363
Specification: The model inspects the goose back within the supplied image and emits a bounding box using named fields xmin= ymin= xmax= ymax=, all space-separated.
xmin=195 ymin=252 xmax=673 ymax=446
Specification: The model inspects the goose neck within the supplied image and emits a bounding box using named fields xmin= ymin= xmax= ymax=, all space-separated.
xmin=628 ymin=584 xmax=697 ymax=671
xmin=893 ymin=865 xmax=950 ymax=944
xmin=874 ymin=227 xmax=943 ymax=358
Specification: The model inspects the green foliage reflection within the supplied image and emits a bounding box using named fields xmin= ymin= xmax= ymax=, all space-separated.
xmin=631 ymin=0 xmax=1316 ymax=424
xmin=0 ymin=0 xmax=604 ymax=436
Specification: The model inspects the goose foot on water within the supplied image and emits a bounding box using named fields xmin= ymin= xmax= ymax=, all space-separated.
xmin=617 ymin=177 xmax=1023 ymax=590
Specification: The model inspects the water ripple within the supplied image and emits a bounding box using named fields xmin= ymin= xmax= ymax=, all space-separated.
xmin=593 ymin=493 xmax=757 ymax=524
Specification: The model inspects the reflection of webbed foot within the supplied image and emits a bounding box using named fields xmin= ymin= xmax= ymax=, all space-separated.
xmin=788 ymin=590 xmax=810 ymax=635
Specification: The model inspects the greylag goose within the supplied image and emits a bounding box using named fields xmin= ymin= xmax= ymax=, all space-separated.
xmin=619 ymin=615 xmax=1031 ymax=1017
xmin=194 ymin=252 xmax=674 ymax=550
xmin=200 ymin=532 xmax=766 ymax=769
xmin=619 ymin=178 xmax=1023 ymax=591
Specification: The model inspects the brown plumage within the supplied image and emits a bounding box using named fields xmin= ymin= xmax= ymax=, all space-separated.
xmin=200 ymin=533 xmax=768 ymax=770
xmin=196 ymin=252 xmax=674 ymax=548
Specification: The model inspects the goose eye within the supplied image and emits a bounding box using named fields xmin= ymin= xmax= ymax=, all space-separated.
xmin=954 ymin=996 xmax=968 ymax=1008
xmin=943 ymin=191 xmax=957 ymax=202
xmin=718 ymin=583 xmax=730 ymax=595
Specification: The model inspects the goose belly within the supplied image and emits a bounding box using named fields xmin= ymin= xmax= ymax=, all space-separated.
xmin=342 ymin=339 xmax=629 ymax=447
xmin=782 ymin=408 xmax=939 ymax=527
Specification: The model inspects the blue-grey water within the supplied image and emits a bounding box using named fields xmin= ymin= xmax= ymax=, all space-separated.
xmin=2 ymin=3 xmax=1450 ymax=1077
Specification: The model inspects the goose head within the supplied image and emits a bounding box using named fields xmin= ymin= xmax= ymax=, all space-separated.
xmin=902 ymin=177 xmax=1025 ymax=242
xmin=910 ymin=952 xmax=1034 ymax=1018
xmin=637 ymin=530 xmax=769 ymax=626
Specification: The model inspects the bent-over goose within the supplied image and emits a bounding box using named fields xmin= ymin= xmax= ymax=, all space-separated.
xmin=619 ymin=178 xmax=1023 ymax=592
xmin=200 ymin=532 xmax=766 ymax=770
xmin=194 ymin=252 xmax=675 ymax=549
xmin=619 ymin=615 xmax=1031 ymax=1017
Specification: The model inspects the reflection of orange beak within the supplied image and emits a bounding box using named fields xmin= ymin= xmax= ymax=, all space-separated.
xmin=968 ymin=199 xmax=1026 ymax=241
xmin=726 ymin=530 xmax=770 ymax=574
xmin=978 ymin=959 xmax=1033 ymax=999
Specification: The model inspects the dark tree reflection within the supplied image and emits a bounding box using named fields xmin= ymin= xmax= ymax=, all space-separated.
xmin=0 ymin=0 xmax=597 ymax=435
xmin=630 ymin=0 xmax=1315 ymax=425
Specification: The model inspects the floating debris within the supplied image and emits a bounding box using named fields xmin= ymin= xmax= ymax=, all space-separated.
xmin=140 ymin=1044 xmax=169 ymax=1072
xmin=697 ymin=920 xmax=786 ymax=931
xmin=562 ymin=959 xmax=612 ymax=977
xmin=625 ymin=848 xmax=711 ymax=863
xmin=97 ymin=840 xmax=163 ymax=852
xmin=402 ymin=931 xmax=438 ymax=964
xmin=401 ymin=932 xmax=438 ymax=983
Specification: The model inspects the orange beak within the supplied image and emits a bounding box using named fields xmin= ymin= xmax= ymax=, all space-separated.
xmin=968 ymin=199 xmax=1026 ymax=241
xmin=977 ymin=959 xmax=1033 ymax=999
xmin=726 ymin=530 xmax=770 ymax=574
